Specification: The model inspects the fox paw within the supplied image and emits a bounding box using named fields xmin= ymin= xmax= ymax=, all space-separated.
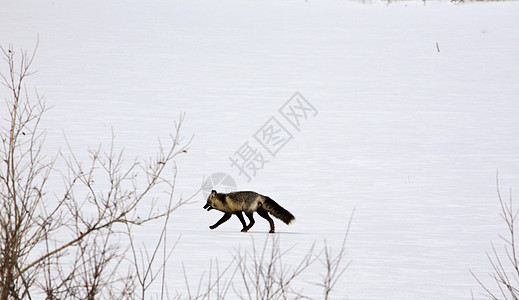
xmin=209 ymin=225 xmax=217 ymax=230
xmin=241 ymin=228 xmax=249 ymax=233
xmin=269 ymin=230 xmax=275 ymax=234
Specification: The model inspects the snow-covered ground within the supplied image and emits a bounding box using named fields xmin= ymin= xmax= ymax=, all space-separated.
xmin=2 ymin=0 xmax=519 ymax=298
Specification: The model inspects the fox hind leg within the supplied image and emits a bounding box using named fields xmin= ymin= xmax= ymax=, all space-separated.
xmin=257 ymin=208 xmax=275 ymax=233
xmin=241 ymin=212 xmax=255 ymax=232
xmin=210 ymin=212 xmax=232 ymax=229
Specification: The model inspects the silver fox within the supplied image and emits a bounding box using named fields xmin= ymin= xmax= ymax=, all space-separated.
xmin=203 ymin=190 xmax=295 ymax=233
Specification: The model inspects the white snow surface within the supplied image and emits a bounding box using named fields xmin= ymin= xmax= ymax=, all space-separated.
xmin=2 ymin=0 xmax=519 ymax=298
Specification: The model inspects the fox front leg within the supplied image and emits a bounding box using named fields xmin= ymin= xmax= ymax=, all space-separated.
xmin=210 ymin=212 xmax=232 ymax=230
xmin=241 ymin=212 xmax=255 ymax=232
xmin=234 ymin=212 xmax=247 ymax=230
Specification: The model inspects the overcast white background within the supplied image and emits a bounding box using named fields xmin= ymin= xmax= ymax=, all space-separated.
xmin=2 ymin=0 xmax=519 ymax=298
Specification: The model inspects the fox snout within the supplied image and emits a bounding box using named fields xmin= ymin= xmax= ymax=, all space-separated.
xmin=203 ymin=203 xmax=213 ymax=211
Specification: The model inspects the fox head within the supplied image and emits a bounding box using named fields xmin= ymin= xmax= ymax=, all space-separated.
xmin=203 ymin=190 xmax=219 ymax=211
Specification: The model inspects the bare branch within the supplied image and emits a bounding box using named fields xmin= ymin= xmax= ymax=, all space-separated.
xmin=473 ymin=172 xmax=519 ymax=299
xmin=1 ymin=41 xmax=196 ymax=299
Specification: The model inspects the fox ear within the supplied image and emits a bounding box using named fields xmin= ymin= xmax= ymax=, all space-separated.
xmin=211 ymin=190 xmax=217 ymax=195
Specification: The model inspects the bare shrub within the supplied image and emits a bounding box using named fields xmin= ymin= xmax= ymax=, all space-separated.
xmin=313 ymin=211 xmax=353 ymax=299
xmin=473 ymin=174 xmax=519 ymax=299
xmin=182 ymin=219 xmax=353 ymax=300
xmin=0 ymin=42 xmax=196 ymax=299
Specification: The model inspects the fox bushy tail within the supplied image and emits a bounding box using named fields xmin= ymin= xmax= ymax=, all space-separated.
xmin=264 ymin=197 xmax=295 ymax=225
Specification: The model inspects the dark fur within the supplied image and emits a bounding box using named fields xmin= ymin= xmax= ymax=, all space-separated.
xmin=203 ymin=190 xmax=295 ymax=233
